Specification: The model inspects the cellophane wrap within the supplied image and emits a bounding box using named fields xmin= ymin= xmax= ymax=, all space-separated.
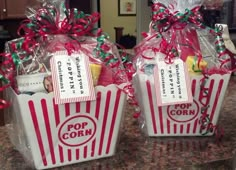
xmin=1 ymin=1 xmax=132 ymax=169
xmin=133 ymin=0 xmax=232 ymax=137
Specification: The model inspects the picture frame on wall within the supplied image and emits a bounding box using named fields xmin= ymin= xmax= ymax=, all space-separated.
xmin=118 ymin=0 xmax=136 ymax=16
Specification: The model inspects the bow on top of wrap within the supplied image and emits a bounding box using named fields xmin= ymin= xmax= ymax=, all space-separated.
xmin=145 ymin=0 xmax=230 ymax=69
xmin=0 ymin=0 xmax=130 ymax=109
xmin=19 ymin=2 xmax=101 ymax=38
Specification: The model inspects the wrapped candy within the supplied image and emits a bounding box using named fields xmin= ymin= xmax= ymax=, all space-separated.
xmin=0 ymin=0 xmax=133 ymax=169
xmin=186 ymin=55 xmax=208 ymax=73
xmin=132 ymin=0 xmax=232 ymax=137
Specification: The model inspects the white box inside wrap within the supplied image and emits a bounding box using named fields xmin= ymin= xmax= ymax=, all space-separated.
xmin=133 ymin=73 xmax=231 ymax=137
xmin=5 ymin=84 xmax=126 ymax=169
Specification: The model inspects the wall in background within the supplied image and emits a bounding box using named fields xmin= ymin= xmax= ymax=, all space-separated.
xmin=99 ymin=0 xmax=136 ymax=42
xmin=136 ymin=0 xmax=152 ymax=43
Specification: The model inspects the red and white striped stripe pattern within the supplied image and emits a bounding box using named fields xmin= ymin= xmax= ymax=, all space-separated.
xmin=133 ymin=73 xmax=231 ymax=136
xmin=9 ymin=84 xmax=126 ymax=169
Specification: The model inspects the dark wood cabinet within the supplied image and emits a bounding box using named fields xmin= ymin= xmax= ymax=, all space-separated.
xmin=0 ymin=0 xmax=39 ymax=19
xmin=69 ymin=0 xmax=92 ymax=14
xmin=0 ymin=0 xmax=92 ymax=20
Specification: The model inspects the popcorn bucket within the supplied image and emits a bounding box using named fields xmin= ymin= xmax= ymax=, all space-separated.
xmin=5 ymin=84 xmax=126 ymax=169
xmin=133 ymin=73 xmax=231 ymax=136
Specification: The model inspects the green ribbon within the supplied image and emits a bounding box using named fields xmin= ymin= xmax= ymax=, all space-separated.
xmin=0 ymin=74 xmax=10 ymax=85
xmin=94 ymin=33 xmax=120 ymax=66
xmin=192 ymin=56 xmax=203 ymax=73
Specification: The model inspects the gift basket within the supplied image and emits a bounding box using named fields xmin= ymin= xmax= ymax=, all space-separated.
xmin=132 ymin=0 xmax=232 ymax=137
xmin=0 ymin=0 xmax=132 ymax=169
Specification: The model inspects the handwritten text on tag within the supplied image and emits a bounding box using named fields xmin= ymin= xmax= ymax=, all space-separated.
xmin=51 ymin=51 xmax=96 ymax=104
xmin=154 ymin=58 xmax=193 ymax=106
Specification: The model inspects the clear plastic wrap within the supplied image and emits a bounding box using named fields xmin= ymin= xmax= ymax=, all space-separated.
xmin=133 ymin=0 xmax=232 ymax=137
xmin=1 ymin=1 xmax=131 ymax=169
xmin=7 ymin=34 xmax=126 ymax=95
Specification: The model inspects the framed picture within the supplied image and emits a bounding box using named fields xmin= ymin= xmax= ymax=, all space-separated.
xmin=118 ymin=0 xmax=136 ymax=16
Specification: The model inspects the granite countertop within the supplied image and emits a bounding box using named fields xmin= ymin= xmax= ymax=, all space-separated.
xmin=0 ymin=77 xmax=236 ymax=170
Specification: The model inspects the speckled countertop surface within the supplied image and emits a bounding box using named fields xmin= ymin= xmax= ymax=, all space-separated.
xmin=0 ymin=76 xmax=236 ymax=170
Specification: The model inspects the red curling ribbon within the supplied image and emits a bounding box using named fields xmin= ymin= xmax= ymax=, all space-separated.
xmin=0 ymin=3 xmax=134 ymax=122
xmin=140 ymin=47 xmax=158 ymax=60
xmin=123 ymin=84 xmax=136 ymax=101
xmin=0 ymin=4 xmax=103 ymax=110
xmin=138 ymin=37 xmax=170 ymax=61
xmin=150 ymin=2 xmax=231 ymax=69
xmin=159 ymin=38 xmax=168 ymax=53
xmin=140 ymin=2 xmax=230 ymax=138
xmin=65 ymin=42 xmax=77 ymax=56
xmin=100 ymin=44 xmax=111 ymax=52
xmin=0 ymin=53 xmax=15 ymax=109
xmin=198 ymin=71 xmax=225 ymax=138
xmin=141 ymin=32 xmax=149 ymax=38
xmin=0 ymin=53 xmax=15 ymax=80
xmin=151 ymin=2 xmax=231 ymax=71
xmin=151 ymin=3 xmax=197 ymax=32
xmin=116 ymin=44 xmax=140 ymax=116
xmin=108 ymin=59 xmax=121 ymax=69
xmin=124 ymin=62 xmax=136 ymax=81
xmin=18 ymin=5 xmax=101 ymax=43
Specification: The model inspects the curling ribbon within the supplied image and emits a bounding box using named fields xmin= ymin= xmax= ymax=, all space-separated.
xmin=18 ymin=4 xmax=101 ymax=39
xmin=149 ymin=2 xmax=229 ymax=138
xmin=0 ymin=1 xmax=134 ymax=111
xmin=0 ymin=52 xmax=15 ymax=109
xmin=14 ymin=2 xmax=102 ymax=60
xmin=151 ymin=2 xmax=205 ymax=33
xmin=198 ymin=73 xmax=224 ymax=139
xmin=151 ymin=2 xmax=230 ymax=67
xmin=117 ymin=44 xmax=140 ymax=117
xmin=95 ymin=34 xmax=121 ymax=68
xmin=138 ymin=35 xmax=179 ymax=65
xmin=0 ymin=1 xmax=107 ymax=85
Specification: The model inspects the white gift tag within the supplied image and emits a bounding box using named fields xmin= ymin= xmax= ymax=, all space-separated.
xmin=154 ymin=58 xmax=193 ymax=106
xmin=50 ymin=51 xmax=96 ymax=104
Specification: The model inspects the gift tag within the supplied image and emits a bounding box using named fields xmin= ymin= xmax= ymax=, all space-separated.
xmin=50 ymin=51 xmax=96 ymax=104
xmin=154 ymin=58 xmax=193 ymax=106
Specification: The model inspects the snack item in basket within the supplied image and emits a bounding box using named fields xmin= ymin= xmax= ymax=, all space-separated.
xmin=16 ymin=73 xmax=51 ymax=94
xmin=186 ymin=55 xmax=208 ymax=73
xmin=89 ymin=63 xmax=102 ymax=86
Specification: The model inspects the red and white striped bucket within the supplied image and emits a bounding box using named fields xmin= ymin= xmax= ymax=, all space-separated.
xmin=5 ymin=84 xmax=126 ymax=169
xmin=133 ymin=73 xmax=231 ymax=136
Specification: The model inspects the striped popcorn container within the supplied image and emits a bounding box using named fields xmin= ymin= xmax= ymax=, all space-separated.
xmin=5 ymin=84 xmax=126 ymax=169
xmin=133 ymin=73 xmax=231 ymax=137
